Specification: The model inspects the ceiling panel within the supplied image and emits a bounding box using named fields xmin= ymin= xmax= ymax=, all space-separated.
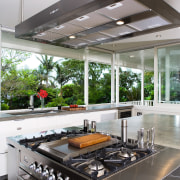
xmin=164 ymin=0 xmax=180 ymax=13
xmin=0 ymin=0 xmax=21 ymax=29
xmin=49 ymin=23 xmax=86 ymax=36
xmin=81 ymin=32 xmax=111 ymax=42
xmin=100 ymin=25 xmax=136 ymax=37
xmin=128 ymin=16 xmax=171 ymax=31
xmin=33 ymin=31 xmax=65 ymax=41
xmin=62 ymin=39 xmax=88 ymax=47
xmin=68 ymin=11 xmax=112 ymax=29
xmin=23 ymin=0 xmax=60 ymax=20
xmin=97 ymin=0 xmax=148 ymax=20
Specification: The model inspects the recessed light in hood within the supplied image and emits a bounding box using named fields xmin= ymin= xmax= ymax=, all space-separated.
xmin=76 ymin=16 xmax=90 ymax=21
xmin=54 ymin=25 xmax=64 ymax=30
xmin=15 ymin=0 xmax=180 ymax=49
xmin=106 ymin=2 xmax=123 ymax=10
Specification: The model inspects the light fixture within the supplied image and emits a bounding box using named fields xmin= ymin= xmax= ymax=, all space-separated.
xmin=116 ymin=20 xmax=124 ymax=25
xmin=54 ymin=25 xmax=64 ymax=30
xmin=76 ymin=15 xmax=89 ymax=21
xmin=106 ymin=2 xmax=122 ymax=10
xmin=130 ymin=55 xmax=134 ymax=58
xmin=69 ymin=35 xmax=76 ymax=39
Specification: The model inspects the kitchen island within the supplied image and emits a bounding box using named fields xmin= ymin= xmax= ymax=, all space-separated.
xmin=0 ymin=104 xmax=132 ymax=179
xmin=6 ymin=113 xmax=180 ymax=180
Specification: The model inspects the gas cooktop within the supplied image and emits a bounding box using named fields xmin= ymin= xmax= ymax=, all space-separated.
xmin=17 ymin=129 xmax=159 ymax=180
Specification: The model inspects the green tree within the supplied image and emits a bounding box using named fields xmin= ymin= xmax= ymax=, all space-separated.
xmin=2 ymin=69 xmax=39 ymax=109
xmin=88 ymin=62 xmax=111 ymax=104
xmin=36 ymin=55 xmax=57 ymax=87
xmin=1 ymin=48 xmax=31 ymax=74
xmin=119 ymin=68 xmax=141 ymax=102
xmin=144 ymin=71 xmax=154 ymax=100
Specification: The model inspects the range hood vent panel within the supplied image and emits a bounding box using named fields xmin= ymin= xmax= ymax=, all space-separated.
xmin=15 ymin=0 xmax=180 ymax=49
xmin=15 ymin=0 xmax=123 ymax=38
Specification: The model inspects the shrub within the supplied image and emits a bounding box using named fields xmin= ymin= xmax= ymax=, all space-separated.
xmin=1 ymin=103 xmax=10 ymax=110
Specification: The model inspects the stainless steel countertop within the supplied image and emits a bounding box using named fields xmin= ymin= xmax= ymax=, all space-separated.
xmin=107 ymin=147 xmax=180 ymax=180
xmin=96 ymin=114 xmax=180 ymax=149
xmin=7 ymin=113 xmax=180 ymax=180
xmin=0 ymin=104 xmax=132 ymax=122
xmin=94 ymin=114 xmax=180 ymax=180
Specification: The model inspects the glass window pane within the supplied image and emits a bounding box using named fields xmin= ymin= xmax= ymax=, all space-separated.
xmin=119 ymin=67 xmax=141 ymax=102
xmin=88 ymin=62 xmax=111 ymax=104
xmin=158 ymin=44 xmax=180 ymax=103
xmin=1 ymin=48 xmax=84 ymax=110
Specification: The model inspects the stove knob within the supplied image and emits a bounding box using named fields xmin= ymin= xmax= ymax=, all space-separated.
xmin=65 ymin=177 xmax=70 ymax=180
xmin=48 ymin=174 xmax=56 ymax=180
xmin=35 ymin=165 xmax=43 ymax=173
xmin=42 ymin=168 xmax=49 ymax=177
xmin=29 ymin=162 xmax=37 ymax=170
xmin=57 ymin=177 xmax=63 ymax=180
xmin=57 ymin=172 xmax=63 ymax=180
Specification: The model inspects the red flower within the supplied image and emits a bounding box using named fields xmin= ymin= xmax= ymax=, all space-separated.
xmin=37 ymin=89 xmax=48 ymax=98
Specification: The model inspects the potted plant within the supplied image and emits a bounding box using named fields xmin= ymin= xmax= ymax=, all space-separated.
xmin=37 ymin=89 xmax=48 ymax=109
xmin=56 ymin=96 xmax=65 ymax=110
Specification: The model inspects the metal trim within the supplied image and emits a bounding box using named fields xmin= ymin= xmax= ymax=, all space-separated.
xmin=15 ymin=0 xmax=180 ymax=50
xmin=15 ymin=0 xmax=123 ymax=37
xmin=136 ymin=0 xmax=180 ymax=24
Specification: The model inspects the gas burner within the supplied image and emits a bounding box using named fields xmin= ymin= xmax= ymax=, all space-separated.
xmin=117 ymin=147 xmax=136 ymax=161
xmin=86 ymin=160 xmax=106 ymax=177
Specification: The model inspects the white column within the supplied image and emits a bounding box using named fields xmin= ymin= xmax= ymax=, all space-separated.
xmin=165 ymin=49 xmax=170 ymax=102
xmin=154 ymin=47 xmax=158 ymax=106
xmin=141 ymin=69 xmax=144 ymax=106
xmin=0 ymin=26 xmax=1 ymax=111
xmin=140 ymin=50 xmax=144 ymax=106
xmin=111 ymin=53 xmax=115 ymax=104
xmin=84 ymin=48 xmax=89 ymax=105
xmin=116 ymin=58 xmax=119 ymax=104
xmin=158 ymin=72 xmax=161 ymax=102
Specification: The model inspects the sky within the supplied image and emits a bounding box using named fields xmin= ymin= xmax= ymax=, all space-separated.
xmin=17 ymin=52 xmax=141 ymax=74
xmin=17 ymin=53 xmax=63 ymax=70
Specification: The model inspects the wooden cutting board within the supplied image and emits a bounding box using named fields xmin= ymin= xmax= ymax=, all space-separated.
xmin=62 ymin=106 xmax=86 ymax=111
xmin=68 ymin=133 xmax=111 ymax=148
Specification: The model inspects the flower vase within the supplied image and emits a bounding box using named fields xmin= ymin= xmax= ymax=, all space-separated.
xmin=40 ymin=97 xmax=45 ymax=109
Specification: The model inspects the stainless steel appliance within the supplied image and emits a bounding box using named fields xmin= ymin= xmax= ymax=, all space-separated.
xmin=7 ymin=127 xmax=164 ymax=180
xmin=15 ymin=0 xmax=179 ymax=49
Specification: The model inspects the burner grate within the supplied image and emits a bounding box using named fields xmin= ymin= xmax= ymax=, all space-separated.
xmin=67 ymin=142 xmax=156 ymax=180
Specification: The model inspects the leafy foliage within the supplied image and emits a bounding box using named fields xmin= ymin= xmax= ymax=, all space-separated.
xmin=1 ymin=48 xmax=155 ymax=110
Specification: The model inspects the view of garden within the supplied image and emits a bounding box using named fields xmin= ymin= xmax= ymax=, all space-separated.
xmin=1 ymin=48 xmax=154 ymax=110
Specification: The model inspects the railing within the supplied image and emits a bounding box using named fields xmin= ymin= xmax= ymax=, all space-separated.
xmin=160 ymin=101 xmax=180 ymax=104
xmin=120 ymin=100 xmax=154 ymax=106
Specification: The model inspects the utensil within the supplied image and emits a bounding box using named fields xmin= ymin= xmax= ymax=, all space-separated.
xmin=137 ymin=128 xmax=144 ymax=149
xmin=91 ymin=121 xmax=96 ymax=133
xmin=121 ymin=119 xmax=127 ymax=144
xmin=146 ymin=129 xmax=150 ymax=149
xmin=84 ymin=119 xmax=89 ymax=132
xmin=151 ymin=127 xmax=155 ymax=150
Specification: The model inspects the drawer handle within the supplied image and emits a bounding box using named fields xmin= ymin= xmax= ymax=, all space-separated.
xmin=17 ymin=127 xmax=22 ymax=130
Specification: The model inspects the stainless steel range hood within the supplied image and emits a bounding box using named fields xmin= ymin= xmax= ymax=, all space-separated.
xmin=15 ymin=0 xmax=180 ymax=49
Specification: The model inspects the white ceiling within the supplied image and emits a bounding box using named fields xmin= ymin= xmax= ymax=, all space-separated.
xmin=0 ymin=0 xmax=180 ymax=53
